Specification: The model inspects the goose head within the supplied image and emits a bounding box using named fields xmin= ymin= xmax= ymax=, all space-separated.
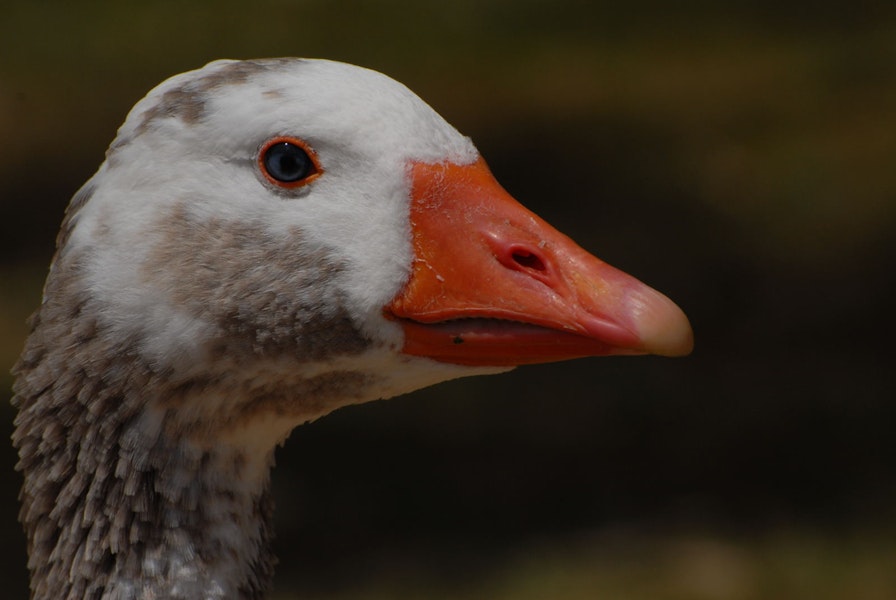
xmin=13 ymin=58 xmax=692 ymax=599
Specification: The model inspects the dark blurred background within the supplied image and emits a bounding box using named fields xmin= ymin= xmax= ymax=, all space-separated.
xmin=2 ymin=1 xmax=895 ymax=598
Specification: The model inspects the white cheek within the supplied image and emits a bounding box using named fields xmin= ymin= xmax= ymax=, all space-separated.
xmin=67 ymin=167 xmax=220 ymax=370
xmin=257 ymin=158 xmax=416 ymax=341
xmin=84 ymin=249 xmax=219 ymax=370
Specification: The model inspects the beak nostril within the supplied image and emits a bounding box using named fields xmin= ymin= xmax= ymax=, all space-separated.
xmin=511 ymin=250 xmax=546 ymax=272
xmin=483 ymin=234 xmax=554 ymax=282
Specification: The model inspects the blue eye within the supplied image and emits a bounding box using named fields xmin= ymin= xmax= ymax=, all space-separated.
xmin=259 ymin=137 xmax=321 ymax=187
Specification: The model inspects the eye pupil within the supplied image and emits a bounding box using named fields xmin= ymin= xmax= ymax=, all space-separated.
xmin=263 ymin=142 xmax=312 ymax=183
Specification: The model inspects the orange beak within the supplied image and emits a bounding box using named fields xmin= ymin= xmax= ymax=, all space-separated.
xmin=385 ymin=158 xmax=693 ymax=367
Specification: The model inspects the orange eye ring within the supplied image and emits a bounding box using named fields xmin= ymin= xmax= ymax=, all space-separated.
xmin=258 ymin=136 xmax=323 ymax=189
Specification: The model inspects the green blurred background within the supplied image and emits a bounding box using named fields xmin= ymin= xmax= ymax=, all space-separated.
xmin=2 ymin=1 xmax=895 ymax=598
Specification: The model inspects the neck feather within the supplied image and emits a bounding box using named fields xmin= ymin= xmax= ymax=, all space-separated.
xmin=11 ymin=254 xmax=352 ymax=600
xmin=14 ymin=328 xmax=280 ymax=600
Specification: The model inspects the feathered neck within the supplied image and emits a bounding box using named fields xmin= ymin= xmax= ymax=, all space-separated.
xmin=13 ymin=264 xmax=281 ymax=600
xmin=10 ymin=239 xmax=374 ymax=599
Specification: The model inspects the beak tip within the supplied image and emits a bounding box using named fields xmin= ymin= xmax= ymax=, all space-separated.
xmin=632 ymin=291 xmax=694 ymax=358
xmin=650 ymin=320 xmax=695 ymax=357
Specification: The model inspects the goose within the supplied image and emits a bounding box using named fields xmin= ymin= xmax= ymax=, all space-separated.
xmin=12 ymin=58 xmax=693 ymax=600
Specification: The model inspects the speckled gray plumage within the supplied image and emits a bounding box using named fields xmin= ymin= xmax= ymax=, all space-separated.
xmin=12 ymin=195 xmax=376 ymax=598
xmin=148 ymin=203 xmax=369 ymax=362
xmin=12 ymin=236 xmax=374 ymax=599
